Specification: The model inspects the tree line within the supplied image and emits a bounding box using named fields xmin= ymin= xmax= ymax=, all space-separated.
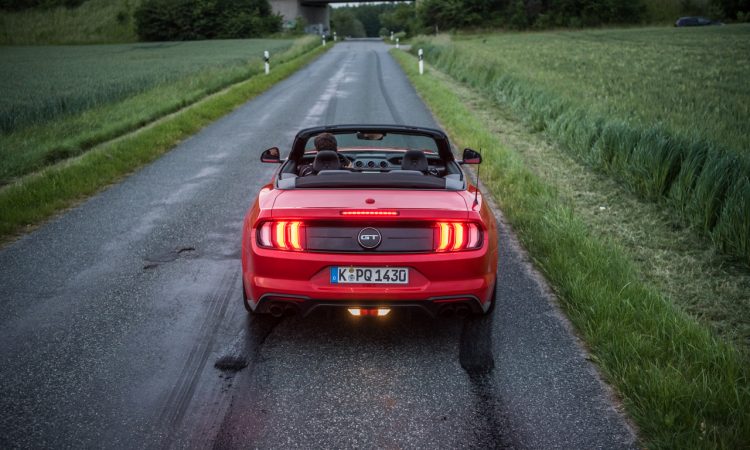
xmin=134 ymin=0 xmax=280 ymax=40
xmin=333 ymin=0 xmax=750 ymax=38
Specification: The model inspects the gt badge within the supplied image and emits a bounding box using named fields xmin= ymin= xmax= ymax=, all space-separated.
xmin=357 ymin=227 xmax=382 ymax=249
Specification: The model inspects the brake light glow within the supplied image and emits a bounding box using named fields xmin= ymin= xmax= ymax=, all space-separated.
xmin=437 ymin=222 xmax=452 ymax=251
xmin=258 ymin=221 xmax=304 ymax=251
xmin=452 ymin=223 xmax=465 ymax=251
xmin=288 ymin=221 xmax=302 ymax=250
xmin=435 ymin=222 xmax=482 ymax=252
xmin=274 ymin=221 xmax=288 ymax=249
xmin=348 ymin=308 xmax=391 ymax=317
xmin=341 ymin=210 xmax=399 ymax=216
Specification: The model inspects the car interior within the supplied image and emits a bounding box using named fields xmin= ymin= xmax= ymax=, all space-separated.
xmin=273 ymin=129 xmax=469 ymax=190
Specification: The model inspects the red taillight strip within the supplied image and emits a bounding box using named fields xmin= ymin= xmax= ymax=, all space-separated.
xmin=437 ymin=222 xmax=452 ymax=251
xmin=259 ymin=221 xmax=304 ymax=251
xmin=436 ymin=222 xmax=482 ymax=252
xmin=468 ymin=224 xmax=480 ymax=248
xmin=288 ymin=221 xmax=302 ymax=250
xmin=451 ymin=223 xmax=465 ymax=251
xmin=274 ymin=221 xmax=287 ymax=249
xmin=340 ymin=210 xmax=399 ymax=216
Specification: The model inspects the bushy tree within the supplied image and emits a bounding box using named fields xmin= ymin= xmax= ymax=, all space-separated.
xmin=331 ymin=8 xmax=366 ymax=38
xmin=379 ymin=3 xmax=420 ymax=36
xmin=332 ymin=3 xmax=412 ymax=38
xmin=134 ymin=0 xmax=280 ymax=41
xmin=1 ymin=0 xmax=84 ymax=10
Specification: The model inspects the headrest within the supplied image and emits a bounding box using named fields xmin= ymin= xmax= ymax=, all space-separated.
xmin=313 ymin=150 xmax=341 ymax=173
xmin=401 ymin=150 xmax=428 ymax=172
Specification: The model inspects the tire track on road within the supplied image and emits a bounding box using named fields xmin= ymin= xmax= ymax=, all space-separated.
xmin=156 ymin=268 xmax=237 ymax=448
xmin=374 ymin=50 xmax=405 ymax=125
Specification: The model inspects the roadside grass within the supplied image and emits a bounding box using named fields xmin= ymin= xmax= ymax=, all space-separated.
xmin=431 ymin=51 xmax=750 ymax=361
xmin=393 ymin=49 xmax=750 ymax=449
xmin=410 ymin=27 xmax=750 ymax=264
xmin=0 ymin=0 xmax=140 ymax=45
xmin=0 ymin=38 xmax=310 ymax=185
xmin=0 ymin=42 xmax=329 ymax=242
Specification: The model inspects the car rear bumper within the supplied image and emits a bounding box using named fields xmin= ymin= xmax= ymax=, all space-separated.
xmin=243 ymin=246 xmax=495 ymax=316
xmin=253 ymin=294 xmax=487 ymax=317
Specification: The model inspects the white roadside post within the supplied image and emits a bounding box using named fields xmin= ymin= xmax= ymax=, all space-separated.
xmin=390 ymin=30 xmax=394 ymax=41
xmin=418 ymin=48 xmax=424 ymax=75
xmin=333 ymin=31 xmax=337 ymax=42
xmin=396 ymin=37 xmax=400 ymax=49
xmin=322 ymin=34 xmax=326 ymax=46
xmin=264 ymin=50 xmax=270 ymax=75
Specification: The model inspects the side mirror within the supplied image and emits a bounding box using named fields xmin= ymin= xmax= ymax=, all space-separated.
xmin=460 ymin=148 xmax=482 ymax=165
xmin=260 ymin=147 xmax=281 ymax=163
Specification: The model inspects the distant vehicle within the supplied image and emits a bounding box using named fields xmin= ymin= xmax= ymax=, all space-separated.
xmin=674 ymin=16 xmax=723 ymax=26
xmin=241 ymin=124 xmax=498 ymax=318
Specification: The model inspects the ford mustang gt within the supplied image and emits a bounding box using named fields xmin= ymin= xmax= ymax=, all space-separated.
xmin=241 ymin=125 xmax=498 ymax=318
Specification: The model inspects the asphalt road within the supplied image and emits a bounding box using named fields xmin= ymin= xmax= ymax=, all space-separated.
xmin=0 ymin=40 xmax=637 ymax=449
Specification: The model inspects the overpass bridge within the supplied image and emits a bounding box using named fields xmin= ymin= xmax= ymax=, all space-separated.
xmin=271 ymin=0 xmax=409 ymax=35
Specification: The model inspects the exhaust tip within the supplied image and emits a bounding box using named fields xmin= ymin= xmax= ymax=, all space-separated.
xmin=269 ymin=303 xmax=284 ymax=318
xmin=456 ymin=305 xmax=470 ymax=318
xmin=438 ymin=305 xmax=455 ymax=318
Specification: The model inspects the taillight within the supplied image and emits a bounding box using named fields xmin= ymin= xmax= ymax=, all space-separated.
xmin=435 ymin=222 xmax=482 ymax=252
xmin=258 ymin=221 xmax=304 ymax=251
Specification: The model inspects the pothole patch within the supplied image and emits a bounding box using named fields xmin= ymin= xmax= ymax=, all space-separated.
xmin=214 ymin=355 xmax=248 ymax=372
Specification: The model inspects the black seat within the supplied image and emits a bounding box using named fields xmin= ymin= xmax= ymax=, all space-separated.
xmin=401 ymin=150 xmax=428 ymax=172
xmin=312 ymin=150 xmax=341 ymax=173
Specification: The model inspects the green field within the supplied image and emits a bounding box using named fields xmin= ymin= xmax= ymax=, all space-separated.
xmin=413 ymin=25 xmax=750 ymax=263
xmin=0 ymin=38 xmax=309 ymax=184
xmin=0 ymin=38 xmax=294 ymax=132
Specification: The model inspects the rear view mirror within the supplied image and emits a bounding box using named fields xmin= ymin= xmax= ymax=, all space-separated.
xmin=260 ymin=147 xmax=281 ymax=163
xmin=461 ymin=148 xmax=482 ymax=164
xmin=356 ymin=132 xmax=385 ymax=140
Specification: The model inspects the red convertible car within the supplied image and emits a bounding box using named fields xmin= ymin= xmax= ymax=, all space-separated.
xmin=241 ymin=125 xmax=498 ymax=318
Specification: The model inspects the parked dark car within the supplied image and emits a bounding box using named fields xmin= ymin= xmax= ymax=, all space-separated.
xmin=675 ymin=16 xmax=723 ymax=26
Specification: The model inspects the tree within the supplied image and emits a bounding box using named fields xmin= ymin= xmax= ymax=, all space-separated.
xmin=379 ymin=3 xmax=419 ymax=36
xmin=134 ymin=0 xmax=280 ymax=41
xmin=331 ymin=8 xmax=366 ymax=38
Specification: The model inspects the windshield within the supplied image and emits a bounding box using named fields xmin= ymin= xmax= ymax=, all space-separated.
xmin=303 ymin=131 xmax=439 ymax=153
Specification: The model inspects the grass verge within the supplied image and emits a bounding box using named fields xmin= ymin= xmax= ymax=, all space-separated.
xmin=393 ymin=48 xmax=750 ymax=449
xmin=0 ymin=43 xmax=329 ymax=243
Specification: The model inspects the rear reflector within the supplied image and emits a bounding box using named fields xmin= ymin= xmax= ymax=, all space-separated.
xmin=341 ymin=210 xmax=399 ymax=216
xmin=258 ymin=221 xmax=304 ymax=251
xmin=435 ymin=222 xmax=482 ymax=252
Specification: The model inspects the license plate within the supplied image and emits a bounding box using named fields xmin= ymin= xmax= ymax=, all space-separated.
xmin=330 ymin=266 xmax=409 ymax=284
